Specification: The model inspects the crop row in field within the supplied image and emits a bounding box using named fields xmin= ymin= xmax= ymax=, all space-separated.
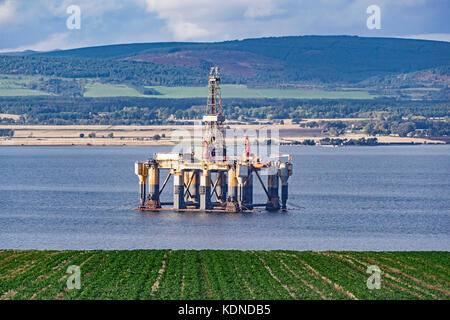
xmin=0 ymin=250 xmax=448 ymax=300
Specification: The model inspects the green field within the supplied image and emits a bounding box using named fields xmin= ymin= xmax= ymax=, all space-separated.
xmin=83 ymin=82 xmax=145 ymax=97
xmin=0 ymin=250 xmax=448 ymax=300
xmin=0 ymin=75 xmax=49 ymax=96
xmin=81 ymin=82 xmax=375 ymax=99
xmin=0 ymin=89 xmax=50 ymax=96
xmin=0 ymin=74 xmax=375 ymax=99
xmin=146 ymin=84 xmax=376 ymax=99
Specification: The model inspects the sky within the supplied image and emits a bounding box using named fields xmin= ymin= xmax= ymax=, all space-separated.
xmin=0 ymin=0 xmax=449 ymax=52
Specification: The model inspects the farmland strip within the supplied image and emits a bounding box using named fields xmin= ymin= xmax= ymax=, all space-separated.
xmin=374 ymin=253 xmax=450 ymax=287
xmin=232 ymin=253 xmax=255 ymax=299
xmin=283 ymin=252 xmax=358 ymax=300
xmin=151 ymin=250 xmax=172 ymax=294
xmin=279 ymin=259 xmax=328 ymax=300
xmin=322 ymin=252 xmax=425 ymax=299
xmin=1 ymin=250 xmax=448 ymax=300
xmin=254 ymin=252 xmax=296 ymax=299
xmin=365 ymin=257 xmax=450 ymax=297
xmin=180 ymin=251 xmax=186 ymax=298
xmin=199 ymin=251 xmax=213 ymax=298
xmin=342 ymin=254 xmax=427 ymax=299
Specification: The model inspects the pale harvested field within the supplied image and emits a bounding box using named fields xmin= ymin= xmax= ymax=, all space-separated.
xmin=0 ymin=114 xmax=21 ymax=121
xmin=0 ymin=124 xmax=445 ymax=146
xmin=283 ymin=133 xmax=446 ymax=145
xmin=0 ymin=137 xmax=172 ymax=146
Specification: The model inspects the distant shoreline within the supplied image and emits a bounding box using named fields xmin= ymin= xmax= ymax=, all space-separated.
xmin=0 ymin=124 xmax=446 ymax=146
xmin=0 ymin=141 xmax=447 ymax=147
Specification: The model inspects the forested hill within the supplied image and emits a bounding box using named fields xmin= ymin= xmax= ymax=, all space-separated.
xmin=0 ymin=36 xmax=448 ymax=85
xmin=35 ymin=35 xmax=450 ymax=84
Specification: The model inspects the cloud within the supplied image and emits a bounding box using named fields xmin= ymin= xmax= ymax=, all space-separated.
xmin=144 ymin=0 xmax=449 ymax=42
xmin=244 ymin=0 xmax=284 ymax=18
xmin=38 ymin=0 xmax=127 ymax=18
xmin=143 ymin=0 xmax=288 ymax=41
xmin=0 ymin=0 xmax=15 ymax=25
xmin=0 ymin=0 xmax=155 ymax=51
xmin=401 ymin=33 xmax=450 ymax=42
xmin=0 ymin=32 xmax=83 ymax=53
xmin=171 ymin=22 xmax=209 ymax=40
xmin=0 ymin=0 xmax=448 ymax=51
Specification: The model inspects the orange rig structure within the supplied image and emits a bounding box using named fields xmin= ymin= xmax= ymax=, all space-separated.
xmin=135 ymin=67 xmax=292 ymax=213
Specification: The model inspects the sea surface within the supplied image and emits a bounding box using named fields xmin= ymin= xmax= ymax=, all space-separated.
xmin=0 ymin=145 xmax=449 ymax=251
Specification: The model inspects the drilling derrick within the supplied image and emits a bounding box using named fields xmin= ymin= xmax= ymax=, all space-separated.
xmin=134 ymin=66 xmax=293 ymax=213
xmin=203 ymin=66 xmax=225 ymax=160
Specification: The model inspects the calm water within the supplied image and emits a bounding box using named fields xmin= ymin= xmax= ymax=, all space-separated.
xmin=0 ymin=145 xmax=449 ymax=251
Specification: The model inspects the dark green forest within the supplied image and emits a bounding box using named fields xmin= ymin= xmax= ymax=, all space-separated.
xmin=0 ymin=96 xmax=448 ymax=139
xmin=0 ymin=55 xmax=206 ymax=86
xmin=0 ymin=96 xmax=448 ymax=124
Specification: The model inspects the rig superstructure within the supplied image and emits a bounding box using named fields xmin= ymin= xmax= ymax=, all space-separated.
xmin=135 ymin=67 xmax=292 ymax=213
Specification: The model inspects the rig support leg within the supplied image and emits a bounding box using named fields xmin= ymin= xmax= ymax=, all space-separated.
xmin=237 ymin=164 xmax=250 ymax=209
xmin=139 ymin=178 xmax=146 ymax=207
xmin=266 ymin=170 xmax=280 ymax=211
xmin=135 ymin=162 xmax=148 ymax=208
xmin=279 ymin=163 xmax=290 ymax=210
xmin=243 ymin=171 xmax=253 ymax=210
xmin=188 ymin=171 xmax=200 ymax=205
xmin=281 ymin=183 xmax=288 ymax=210
xmin=200 ymin=169 xmax=212 ymax=210
xmin=173 ymin=170 xmax=186 ymax=209
xmin=226 ymin=166 xmax=240 ymax=212
xmin=147 ymin=162 xmax=161 ymax=208
xmin=216 ymin=171 xmax=227 ymax=203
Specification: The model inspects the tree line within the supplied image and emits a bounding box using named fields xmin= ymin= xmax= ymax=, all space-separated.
xmin=0 ymin=96 xmax=448 ymax=139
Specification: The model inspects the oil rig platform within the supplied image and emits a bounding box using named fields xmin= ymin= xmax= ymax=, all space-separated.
xmin=135 ymin=67 xmax=292 ymax=213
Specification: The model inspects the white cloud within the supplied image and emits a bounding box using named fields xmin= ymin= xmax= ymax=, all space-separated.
xmin=0 ymin=33 xmax=70 ymax=52
xmin=0 ymin=31 xmax=111 ymax=53
xmin=43 ymin=0 xmax=126 ymax=18
xmin=244 ymin=0 xmax=284 ymax=18
xmin=171 ymin=21 xmax=209 ymax=40
xmin=0 ymin=0 xmax=15 ymax=25
xmin=22 ymin=32 xmax=72 ymax=51
xmin=143 ymin=0 xmax=286 ymax=41
xmin=401 ymin=33 xmax=450 ymax=42
xmin=1 ymin=0 xmax=448 ymax=51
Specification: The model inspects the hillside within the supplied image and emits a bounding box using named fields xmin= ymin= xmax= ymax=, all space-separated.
xmin=0 ymin=36 xmax=448 ymax=129
xmin=0 ymin=36 xmax=448 ymax=86
xmin=36 ymin=35 xmax=450 ymax=84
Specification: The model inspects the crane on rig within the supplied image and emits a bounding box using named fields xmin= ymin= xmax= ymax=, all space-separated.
xmin=203 ymin=66 xmax=225 ymax=160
